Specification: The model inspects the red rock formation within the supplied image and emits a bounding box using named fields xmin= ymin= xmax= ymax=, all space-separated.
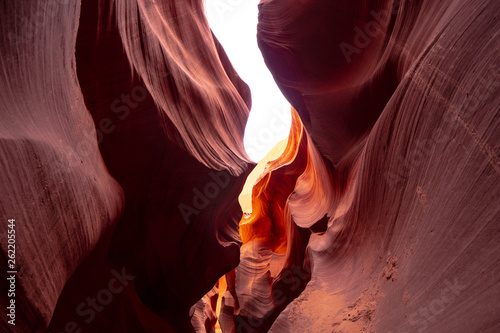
xmin=2 ymin=0 xmax=252 ymax=332
xmin=219 ymin=110 xmax=312 ymax=333
xmin=257 ymin=0 xmax=500 ymax=332
xmin=47 ymin=0 xmax=254 ymax=332
xmin=1 ymin=0 xmax=499 ymax=332
xmin=0 ymin=2 xmax=124 ymax=331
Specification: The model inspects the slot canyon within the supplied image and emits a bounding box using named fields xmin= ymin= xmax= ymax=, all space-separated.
xmin=0 ymin=0 xmax=499 ymax=332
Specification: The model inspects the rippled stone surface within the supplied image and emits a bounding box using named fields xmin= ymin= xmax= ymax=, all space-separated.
xmin=1 ymin=0 xmax=499 ymax=332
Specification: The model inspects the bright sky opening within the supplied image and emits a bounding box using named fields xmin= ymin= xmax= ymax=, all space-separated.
xmin=205 ymin=0 xmax=292 ymax=162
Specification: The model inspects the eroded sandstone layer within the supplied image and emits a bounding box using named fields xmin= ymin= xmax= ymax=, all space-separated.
xmin=257 ymin=0 xmax=500 ymax=332
xmin=1 ymin=0 xmax=499 ymax=332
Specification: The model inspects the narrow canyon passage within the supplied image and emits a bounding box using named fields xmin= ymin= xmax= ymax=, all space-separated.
xmin=0 ymin=1 xmax=499 ymax=333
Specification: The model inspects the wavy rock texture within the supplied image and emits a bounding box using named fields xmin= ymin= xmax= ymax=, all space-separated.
xmin=219 ymin=110 xmax=313 ymax=333
xmin=0 ymin=2 xmax=124 ymax=332
xmin=257 ymin=0 xmax=500 ymax=332
xmin=190 ymin=284 xmax=219 ymax=333
xmin=2 ymin=0 xmax=252 ymax=332
xmin=47 ymin=0 xmax=254 ymax=332
xmin=1 ymin=0 xmax=499 ymax=332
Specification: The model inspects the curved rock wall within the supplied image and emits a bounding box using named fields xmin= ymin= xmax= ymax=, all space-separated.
xmin=258 ymin=0 xmax=500 ymax=332
xmin=1 ymin=0 xmax=499 ymax=332
xmin=0 ymin=1 xmax=124 ymax=331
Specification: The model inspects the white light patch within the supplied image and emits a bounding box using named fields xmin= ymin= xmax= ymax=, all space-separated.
xmin=205 ymin=0 xmax=292 ymax=162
